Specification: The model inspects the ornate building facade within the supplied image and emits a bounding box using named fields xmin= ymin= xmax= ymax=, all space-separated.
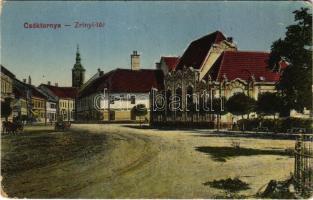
xmin=150 ymin=31 xmax=286 ymax=127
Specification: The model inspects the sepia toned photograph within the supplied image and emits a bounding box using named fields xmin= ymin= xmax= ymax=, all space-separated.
xmin=1 ymin=1 xmax=312 ymax=199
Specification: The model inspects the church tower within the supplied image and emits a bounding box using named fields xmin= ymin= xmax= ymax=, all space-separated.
xmin=72 ymin=45 xmax=85 ymax=88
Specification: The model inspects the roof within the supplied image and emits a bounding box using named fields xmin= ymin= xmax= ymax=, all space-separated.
xmin=1 ymin=65 xmax=16 ymax=79
xmin=13 ymin=79 xmax=47 ymax=99
xmin=161 ymin=57 xmax=179 ymax=71
xmin=209 ymin=51 xmax=281 ymax=82
xmin=175 ymin=31 xmax=226 ymax=70
xmin=41 ymin=85 xmax=78 ymax=99
xmin=79 ymin=68 xmax=164 ymax=97
xmin=13 ymin=86 xmax=26 ymax=99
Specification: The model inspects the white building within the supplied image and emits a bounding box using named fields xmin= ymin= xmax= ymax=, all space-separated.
xmin=77 ymin=51 xmax=164 ymax=121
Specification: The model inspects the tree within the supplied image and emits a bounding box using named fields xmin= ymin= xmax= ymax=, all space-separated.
xmin=269 ymin=7 xmax=312 ymax=116
xmin=210 ymin=97 xmax=228 ymax=131
xmin=225 ymin=93 xmax=256 ymax=130
xmin=257 ymin=92 xmax=283 ymax=119
xmin=1 ymin=98 xmax=12 ymax=121
xmin=132 ymin=104 xmax=148 ymax=127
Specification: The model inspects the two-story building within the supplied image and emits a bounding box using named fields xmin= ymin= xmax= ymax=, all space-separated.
xmin=1 ymin=65 xmax=16 ymax=121
xmin=14 ymin=78 xmax=47 ymax=123
xmin=77 ymin=51 xmax=164 ymax=122
xmin=39 ymin=84 xmax=77 ymax=121
xmin=151 ymin=31 xmax=288 ymax=127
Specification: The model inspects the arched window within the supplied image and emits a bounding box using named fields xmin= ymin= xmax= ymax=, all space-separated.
xmin=166 ymin=89 xmax=172 ymax=111
xmin=175 ymin=87 xmax=183 ymax=111
xmin=186 ymin=85 xmax=193 ymax=111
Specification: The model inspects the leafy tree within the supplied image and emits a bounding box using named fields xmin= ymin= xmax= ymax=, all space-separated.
xmin=257 ymin=92 xmax=283 ymax=119
xmin=1 ymin=98 xmax=12 ymax=121
xmin=269 ymin=7 xmax=312 ymax=116
xmin=225 ymin=93 xmax=256 ymax=130
xmin=132 ymin=104 xmax=148 ymax=127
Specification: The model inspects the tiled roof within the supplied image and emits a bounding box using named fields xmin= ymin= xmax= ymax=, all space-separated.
xmin=175 ymin=31 xmax=226 ymax=70
xmin=162 ymin=57 xmax=179 ymax=71
xmin=79 ymin=68 xmax=164 ymax=97
xmin=41 ymin=85 xmax=78 ymax=99
xmin=209 ymin=51 xmax=281 ymax=82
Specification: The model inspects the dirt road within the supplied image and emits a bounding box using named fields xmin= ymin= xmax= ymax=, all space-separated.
xmin=1 ymin=124 xmax=294 ymax=198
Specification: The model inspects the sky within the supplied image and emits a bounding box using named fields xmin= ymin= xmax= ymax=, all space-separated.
xmin=1 ymin=1 xmax=311 ymax=86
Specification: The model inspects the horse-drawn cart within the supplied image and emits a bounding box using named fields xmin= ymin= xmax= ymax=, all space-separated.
xmin=2 ymin=121 xmax=24 ymax=134
xmin=54 ymin=121 xmax=71 ymax=131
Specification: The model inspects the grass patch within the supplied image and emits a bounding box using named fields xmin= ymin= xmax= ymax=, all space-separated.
xmin=195 ymin=146 xmax=292 ymax=162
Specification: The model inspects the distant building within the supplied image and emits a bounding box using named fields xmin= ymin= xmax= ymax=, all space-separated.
xmin=14 ymin=78 xmax=47 ymax=123
xmin=39 ymin=84 xmax=77 ymax=121
xmin=72 ymin=45 xmax=85 ymax=88
xmin=79 ymin=68 xmax=104 ymax=92
xmin=12 ymin=85 xmax=27 ymax=120
xmin=155 ymin=56 xmax=179 ymax=75
xmin=37 ymin=83 xmax=58 ymax=123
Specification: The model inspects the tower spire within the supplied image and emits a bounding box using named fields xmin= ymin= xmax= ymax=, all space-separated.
xmin=76 ymin=44 xmax=81 ymax=64
xmin=72 ymin=44 xmax=85 ymax=88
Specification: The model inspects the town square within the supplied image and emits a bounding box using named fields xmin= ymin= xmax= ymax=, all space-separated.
xmin=1 ymin=1 xmax=312 ymax=199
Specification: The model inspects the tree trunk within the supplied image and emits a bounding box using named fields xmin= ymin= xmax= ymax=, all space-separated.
xmin=242 ymin=115 xmax=245 ymax=132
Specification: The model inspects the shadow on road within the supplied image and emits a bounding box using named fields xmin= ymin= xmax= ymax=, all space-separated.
xmin=195 ymin=146 xmax=293 ymax=162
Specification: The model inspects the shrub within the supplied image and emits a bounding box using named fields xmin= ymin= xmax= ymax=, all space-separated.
xmin=237 ymin=118 xmax=312 ymax=133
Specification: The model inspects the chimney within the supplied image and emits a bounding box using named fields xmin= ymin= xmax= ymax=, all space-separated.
xmin=55 ymin=83 xmax=58 ymax=87
xmin=47 ymin=81 xmax=51 ymax=85
xmin=156 ymin=62 xmax=161 ymax=69
xmin=28 ymin=75 xmax=31 ymax=85
xmin=98 ymin=68 xmax=104 ymax=76
xmin=23 ymin=79 xmax=26 ymax=83
xmin=131 ymin=51 xmax=140 ymax=70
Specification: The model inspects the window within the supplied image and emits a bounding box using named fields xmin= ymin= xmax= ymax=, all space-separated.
xmin=131 ymin=96 xmax=136 ymax=104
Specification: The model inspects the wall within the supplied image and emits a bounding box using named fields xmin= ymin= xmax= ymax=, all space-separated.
xmin=46 ymin=101 xmax=57 ymax=122
xmin=31 ymin=97 xmax=46 ymax=122
xmin=77 ymin=92 xmax=151 ymax=121
xmin=1 ymin=73 xmax=13 ymax=100
xmin=59 ymin=99 xmax=75 ymax=121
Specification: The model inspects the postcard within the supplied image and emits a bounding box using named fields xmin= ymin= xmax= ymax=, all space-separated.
xmin=1 ymin=1 xmax=312 ymax=199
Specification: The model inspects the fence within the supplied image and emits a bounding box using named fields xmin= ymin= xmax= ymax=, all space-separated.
xmin=294 ymin=134 xmax=313 ymax=197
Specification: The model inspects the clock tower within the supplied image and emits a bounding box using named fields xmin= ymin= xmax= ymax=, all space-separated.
xmin=72 ymin=45 xmax=85 ymax=88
